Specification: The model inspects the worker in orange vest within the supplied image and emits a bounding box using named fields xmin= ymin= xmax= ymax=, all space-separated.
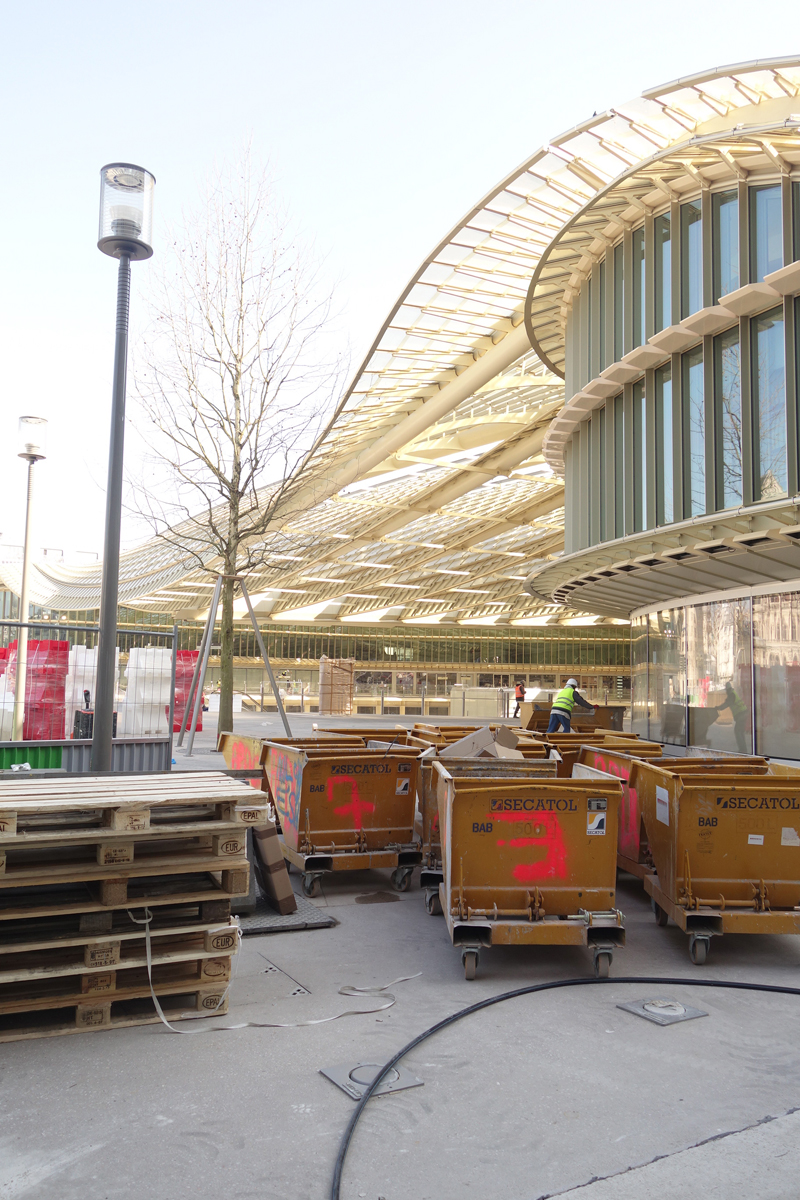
xmin=513 ymin=680 xmax=526 ymax=718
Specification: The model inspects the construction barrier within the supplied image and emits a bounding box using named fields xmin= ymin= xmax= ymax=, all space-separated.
xmin=632 ymin=758 xmax=800 ymax=963
xmin=434 ymin=763 xmax=624 ymax=979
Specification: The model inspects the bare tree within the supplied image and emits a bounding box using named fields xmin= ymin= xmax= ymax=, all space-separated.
xmin=133 ymin=155 xmax=343 ymax=734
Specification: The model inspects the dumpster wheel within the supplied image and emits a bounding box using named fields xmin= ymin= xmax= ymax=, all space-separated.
xmin=593 ymin=949 xmax=612 ymax=979
xmin=330 ymin=975 xmax=800 ymax=1200
xmin=391 ymin=867 xmax=414 ymax=892
xmin=461 ymin=948 xmax=480 ymax=980
xmin=651 ymin=898 xmax=669 ymax=927
xmin=689 ymin=934 xmax=710 ymax=965
xmin=302 ymin=873 xmax=323 ymax=898
xmin=425 ymin=889 xmax=442 ymax=916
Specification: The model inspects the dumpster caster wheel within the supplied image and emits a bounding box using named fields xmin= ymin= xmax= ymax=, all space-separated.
xmin=593 ymin=950 xmax=612 ymax=979
xmin=462 ymin=949 xmax=479 ymax=980
xmin=653 ymin=902 xmax=669 ymax=927
xmin=391 ymin=867 xmax=412 ymax=892
xmin=302 ymin=875 xmax=321 ymax=898
xmin=689 ymin=935 xmax=709 ymax=965
xmin=425 ymin=889 xmax=442 ymax=916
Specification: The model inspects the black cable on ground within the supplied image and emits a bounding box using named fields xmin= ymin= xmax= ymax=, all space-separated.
xmin=331 ymin=975 xmax=800 ymax=1200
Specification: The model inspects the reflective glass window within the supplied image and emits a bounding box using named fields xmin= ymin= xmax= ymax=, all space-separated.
xmin=632 ymin=226 xmax=645 ymax=347
xmin=714 ymin=328 xmax=742 ymax=508
xmin=599 ymin=260 xmax=606 ymax=371
xmin=750 ymin=184 xmax=782 ymax=282
xmin=682 ymin=346 xmax=705 ymax=516
xmin=648 ymin=608 xmax=686 ymax=745
xmin=794 ymin=181 xmax=800 ymax=261
xmin=680 ymin=199 xmax=702 ymax=318
xmin=587 ymin=276 xmax=593 ymax=380
xmin=633 ymin=379 xmax=646 ymax=531
xmin=631 ymin=616 xmax=649 ymax=737
xmin=613 ymin=393 xmax=624 ymax=537
xmin=613 ymin=243 xmax=623 ymax=360
xmin=598 ymin=405 xmax=606 ymax=540
xmin=752 ymin=307 xmax=787 ymax=500
xmin=712 ymin=189 xmax=739 ymax=301
xmin=654 ymin=212 xmax=671 ymax=333
xmin=655 ymin=363 xmax=673 ymax=524
xmin=686 ymin=599 xmax=752 ymax=754
xmin=753 ymin=591 xmax=800 ymax=758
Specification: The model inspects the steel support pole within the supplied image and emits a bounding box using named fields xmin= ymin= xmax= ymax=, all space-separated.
xmin=91 ymin=254 xmax=131 ymax=772
xmin=12 ymin=458 xmax=36 ymax=741
xmin=184 ymin=577 xmax=222 ymax=758
xmin=176 ymin=578 xmax=220 ymax=748
xmin=239 ymin=580 xmax=292 ymax=738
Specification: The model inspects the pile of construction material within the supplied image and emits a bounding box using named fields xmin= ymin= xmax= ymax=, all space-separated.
xmin=0 ymin=772 xmax=255 ymax=1041
xmin=318 ymin=657 xmax=355 ymax=715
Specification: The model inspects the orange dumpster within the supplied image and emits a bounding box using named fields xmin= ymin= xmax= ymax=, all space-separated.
xmin=434 ymin=763 xmax=624 ymax=979
xmin=632 ymin=758 xmax=800 ymax=963
xmin=575 ymin=744 xmax=664 ymax=878
xmin=263 ymin=741 xmax=422 ymax=896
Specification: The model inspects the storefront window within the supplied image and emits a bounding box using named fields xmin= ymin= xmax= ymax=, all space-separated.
xmin=654 ymin=212 xmax=671 ymax=333
xmin=681 ymin=199 xmax=702 ymax=318
xmin=750 ymin=184 xmax=782 ymax=282
xmin=633 ymin=226 xmax=645 ymax=347
xmin=714 ymin=327 xmax=742 ymax=508
xmin=712 ymin=189 xmax=739 ymax=302
xmin=631 ymin=617 xmax=649 ymax=736
xmin=683 ymin=346 xmax=705 ymax=516
xmin=686 ymin=600 xmax=752 ymax=754
xmin=752 ymin=307 xmax=787 ymax=500
xmin=753 ymin=592 xmax=800 ymax=758
xmin=647 ymin=608 xmax=685 ymax=745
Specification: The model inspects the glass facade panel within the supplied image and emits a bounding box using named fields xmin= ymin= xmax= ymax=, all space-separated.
xmin=655 ymin=364 xmax=673 ymax=525
xmin=712 ymin=189 xmax=739 ymax=301
xmin=614 ymin=393 xmax=624 ymax=537
xmin=654 ymin=212 xmax=671 ymax=333
xmin=686 ymin=600 xmax=752 ymax=753
xmin=750 ymin=184 xmax=782 ymax=283
xmin=632 ymin=226 xmax=645 ymax=348
xmin=598 ymin=405 xmax=606 ymax=541
xmin=683 ymin=346 xmax=705 ymax=516
xmin=714 ymin=327 xmax=742 ymax=508
xmin=633 ymin=379 xmax=646 ymax=532
xmin=680 ymin=199 xmax=702 ymax=318
xmin=613 ymin=242 xmax=624 ymax=361
xmin=647 ymin=608 xmax=685 ymax=745
xmin=599 ymin=260 xmax=606 ymax=371
xmin=753 ymin=591 xmax=800 ymax=758
xmin=752 ymin=307 xmax=787 ymax=500
xmin=630 ymin=616 xmax=649 ymax=737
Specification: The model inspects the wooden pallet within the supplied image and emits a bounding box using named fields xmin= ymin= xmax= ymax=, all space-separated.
xmin=0 ymin=873 xmax=242 ymax=923
xmin=0 ymin=901 xmax=233 ymax=950
xmin=0 ymin=987 xmax=230 ymax=1042
xmin=0 ymin=919 xmax=238 ymax=971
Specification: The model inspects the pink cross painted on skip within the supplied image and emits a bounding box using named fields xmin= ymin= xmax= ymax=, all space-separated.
xmin=327 ymin=777 xmax=375 ymax=830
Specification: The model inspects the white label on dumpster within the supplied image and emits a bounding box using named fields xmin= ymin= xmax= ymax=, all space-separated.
xmin=586 ymin=812 xmax=606 ymax=836
xmin=656 ymin=786 xmax=669 ymax=826
xmin=395 ymin=779 xmax=410 ymax=795
xmin=748 ymin=833 xmax=764 ymax=845
xmin=781 ymin=827 xmax=800 ymax=846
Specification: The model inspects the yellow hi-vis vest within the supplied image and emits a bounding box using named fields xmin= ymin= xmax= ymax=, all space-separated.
xmin=727 ymin=688 xmax=747 ymax=719
xmin=552 ymin=686 xmax=576 ymax=714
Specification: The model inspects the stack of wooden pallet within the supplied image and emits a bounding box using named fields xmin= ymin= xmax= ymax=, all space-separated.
xmin=0 ymin=771 xmax=259 ymax=1042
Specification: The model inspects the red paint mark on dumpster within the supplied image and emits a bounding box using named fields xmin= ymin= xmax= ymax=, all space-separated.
xmin=327 ymin=776 xmax=375 ymax=831
xmin=271 ymin=750 xmax=302 ymax=830
xmin=592 ymin=751 xmax=638 ymax=859
xmin=508 ymin=812 xmax=567 ymax=881
xmin=231 ymin=740 xmax=262 ymax=789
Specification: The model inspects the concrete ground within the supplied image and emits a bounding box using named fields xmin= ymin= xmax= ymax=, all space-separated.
xmin=2 ymin=714 xmax=800 ymax=1199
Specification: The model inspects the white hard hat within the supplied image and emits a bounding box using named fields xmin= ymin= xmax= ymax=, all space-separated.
xmin=566 ymin=678 xmax=578 ymax=687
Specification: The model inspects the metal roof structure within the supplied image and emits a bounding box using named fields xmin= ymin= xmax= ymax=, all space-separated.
xmin=6 ymin=59 xmax=797 ymax=628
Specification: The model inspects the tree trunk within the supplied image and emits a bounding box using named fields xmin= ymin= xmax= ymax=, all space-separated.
xmin=218 ymin=574 xmax=235 ymax=737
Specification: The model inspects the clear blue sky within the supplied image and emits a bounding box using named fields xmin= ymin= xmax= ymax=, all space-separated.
xmin=1 ymin=1 xmax=797 ymax=558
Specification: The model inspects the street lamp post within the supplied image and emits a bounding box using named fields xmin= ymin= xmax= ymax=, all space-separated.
xmin=13 ymin=417 xmax=47 ymax=742
xmin=91 ymin=164 xmax=155 ymax=772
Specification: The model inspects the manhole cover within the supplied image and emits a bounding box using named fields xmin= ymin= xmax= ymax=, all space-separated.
xmin=617 ymin=997 xmax=708 ymax=1026
xmin=320 ymin=1062 xmax=423 ymax=1099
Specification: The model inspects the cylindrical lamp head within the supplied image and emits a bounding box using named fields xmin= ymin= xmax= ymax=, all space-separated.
xmin=18 ymin=416 xmax=48 ymax=461
xmin=98 ymin=163 xmax=155 ymax=260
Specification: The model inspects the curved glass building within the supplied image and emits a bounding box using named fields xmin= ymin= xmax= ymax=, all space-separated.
xmin=526 ymin=59 xmax=800 ymax=758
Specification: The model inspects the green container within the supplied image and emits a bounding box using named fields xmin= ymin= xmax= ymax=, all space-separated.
xmin=0 ymin=745 xmax=63 ymax=769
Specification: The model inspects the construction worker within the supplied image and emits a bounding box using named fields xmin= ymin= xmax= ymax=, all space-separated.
xmin=716 ymin=682 xmax=749 ymax=753
xmin=513 ymin=679 xmax=526 ymax=718
xmin=547 ymin=678 xmax=596 ymax=733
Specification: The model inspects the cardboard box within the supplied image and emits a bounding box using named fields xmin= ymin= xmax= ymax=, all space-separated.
xmin=253 ymin=822 xmax=297 ymax=915
xmin=439 ymin=725 xmax=521 ymax=760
